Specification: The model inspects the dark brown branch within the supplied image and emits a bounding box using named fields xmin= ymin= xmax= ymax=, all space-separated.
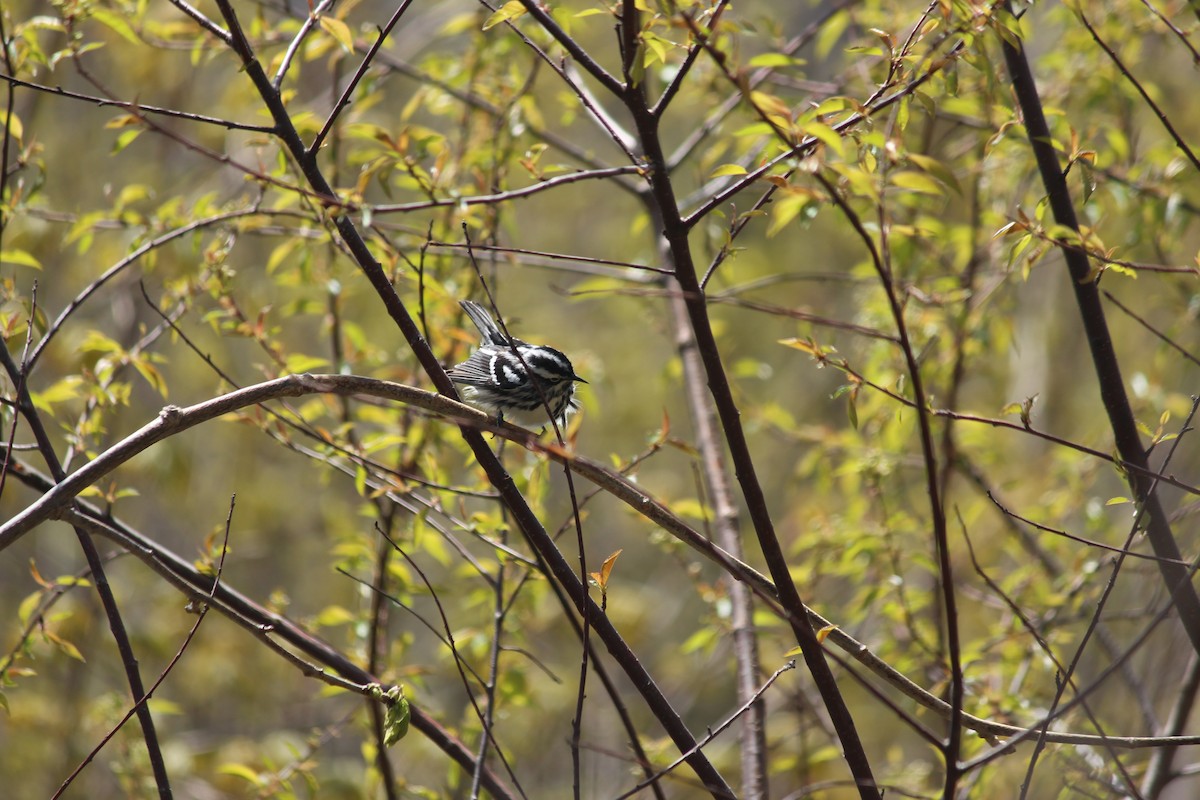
xmin=0 ymin=71 xmax=272 ymax=132
xmin=0 ymin=327 xmax=173 ymax=798
xmin=207 ymin=5 xmax=735 ymax=791
xmin=12 ymin=450 xmax=1200 ymax=752
xmin=57 ymin=504 xmax=518 ymax=800
xmin=813 ymin=171 xmax=962 ymax=798
xmin=1077 ymin=9 xmax=1200 ymax=175
xmin=1001 ymin=16 xmax=1200 ymax=655
xmin=307 ymin=0 xmax=416 ymax=157
xmin=621 ymin=64 xmax=882 ymax=800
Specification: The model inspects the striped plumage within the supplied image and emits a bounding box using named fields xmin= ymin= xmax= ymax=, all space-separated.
xmin=448 ymin=300 xmax=586 ymax=428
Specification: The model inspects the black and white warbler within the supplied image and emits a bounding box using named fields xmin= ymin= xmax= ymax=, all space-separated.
xmin=448 ymin=300 xmax=586 ymax=428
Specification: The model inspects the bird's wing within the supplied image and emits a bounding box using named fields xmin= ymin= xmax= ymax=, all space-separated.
xmin=447 ymin=350 xmax=497 ymax=386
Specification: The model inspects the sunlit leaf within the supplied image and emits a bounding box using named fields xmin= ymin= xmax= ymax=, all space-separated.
xmin=482 ymin=1 xmax=527 ymax=31
xmin=318 ymin=16 xmax=354 ymax=52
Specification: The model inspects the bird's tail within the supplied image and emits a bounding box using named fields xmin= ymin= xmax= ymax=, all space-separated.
xmin=460 ymin=300 xmax=508 ymax=345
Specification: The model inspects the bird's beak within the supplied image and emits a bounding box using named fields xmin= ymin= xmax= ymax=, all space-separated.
xmin=574 ymin=376 xmax=588 ymax=384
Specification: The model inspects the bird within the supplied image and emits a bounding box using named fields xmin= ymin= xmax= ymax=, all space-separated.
xmin=447 ymin=300 xmax=586 ymax=429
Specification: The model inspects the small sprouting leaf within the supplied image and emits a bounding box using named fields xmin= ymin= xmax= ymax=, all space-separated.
xmin=1077 ymin=156 xmax=1096 ymax=204
xmin=816 ymin=624 xmax=838 ymax=643
xmin=382 ymin=686 xmax=410 ymax=746
xmin=992 ymin=220 xmax=1027 ymax=239
xmin=1106 ymin=497 xmax=1130 ymax=506
xmin=597 ymin=550 xmax=622 ymax=588
xmin=17 ymin=592 xmax=41 ymax=625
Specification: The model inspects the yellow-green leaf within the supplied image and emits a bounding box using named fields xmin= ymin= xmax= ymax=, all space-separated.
xmin=319 ymin=16 xmax=354 ymax=52
xmin=31 ymin=376 xmax=84 ymax=411
xmin=315 ymin=605 xmax=356 ymax=626
xmin=5 ymin=112 xmax=22 ymax=143
xmin=91 ymin=9 xmax=141 ymax=45
xmin=747 ymin=53 xmax=805 ymax=68
xmin=382 ymin=686 xmax=410 ymax=746
xmin=891 ymin=171 xmax=944 ymax=195
xmin=218 ymin=764 xmax=263 ymax=784
xmin=800 ymin=122 xmax=844 ymax=158
xmin=284 ymin=354 xmax=330 ymax=373
xmin=0 ymin=249 xmax=41 ymax=270
xmin=709 ymin=163 xmax=748 ymax=178
xmin=482 ymin=1 xmax=527 ymax=31
xmin=44 ymin=630 xmax=85 ymax=662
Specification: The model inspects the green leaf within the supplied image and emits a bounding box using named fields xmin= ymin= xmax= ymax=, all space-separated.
xmin=383 ymin=687 xmax=410 ymax=746
xmin=907 ymin=153 xmax=962 ymax=194
xmin=318 ymin=16 xmax=354 ymax=52
xmin=891 ymin=171 xmax=944 ymax=196
xmin=44 ymin=630 xmax=85 ymax=662
xmin=112 ymin=128 xmax=142 ymax=154
xmin=747 ymin=53 xmax=805 ymax=68
xmin=132 ymin=357 xmax=168 ymax=398
xmin=284 ymin=354 xmax=330 ymax=373
xmin=800 ymin=122 xmax=844 ymax=158
xmin=218 ymin=763 xmax=263 ymax=785
xmin=482 ymin=1 xmax=527 ymax=31
xmin=17 ymin=592 xmax=41 ymax=626
xmin=30 ymin=376 xmax=84 ymax=412
xmin=709 ymin=163 xmax=748 ymax=178
xmin=0 ymin=249 xmax=41 ymax=270
xmin=641 ymin=31 xmax=671 ymax=66
xmin=315 ymin=605 xmax=355 ymax=626
xmin=3 ymin=112 xmax=22 ymax=143
xmin=91 ymin=9 xmax=141 ymax=45
xmin=680 ymin=627 xmax=718 ymax=655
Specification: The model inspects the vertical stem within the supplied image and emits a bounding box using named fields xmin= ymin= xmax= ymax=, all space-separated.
xmin=0 ymin=344 xmax=172 ymax=798
xmin=623 ymin=91 xmax=880 ymax=799
xmin=1001 ymin=17 xmax=1200 ymax=655
xmin=664 ymin=254 xmax=768 ymax=795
